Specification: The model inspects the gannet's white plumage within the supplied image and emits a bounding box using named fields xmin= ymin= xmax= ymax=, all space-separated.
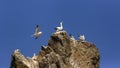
xmin=14 ymin=49 xmax=20 ymax=54
xmin=33 ymin=25 xmax=42 ymax=39
xmin=79 ymin=35 xmax=85 ymax=42
xmin=33 ymin=53 xmax=36 ymax=57
xmin=69 ymin=34 xmax=75 ymax=40
xmin=55 ymin=22 xmax=63 ymax=31
xmin=32 ymin=53 xmax=37 ymax=60
xmin=16 ymin=49 xmax=19 ymax=51
xmin=15 ymin=49 xmax=20 ymax=52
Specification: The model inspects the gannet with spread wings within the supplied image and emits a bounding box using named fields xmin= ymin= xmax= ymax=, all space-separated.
xmin=33 ymin=25 xmax=42 ymax=39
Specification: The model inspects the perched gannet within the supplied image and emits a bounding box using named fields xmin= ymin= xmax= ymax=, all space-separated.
xmin=69 ymin=34 xmax=75 ymax=40
xmin=16 ymin=49 xmax=19 ymax=51
xmin=55 ymin=22 xmax=63 ymax=31
xmin=15 ymin=49 xmax=20 ymax=52
xmin=33 ymin=53 xmax=36 ymax=56
xmin=33 ymin=25 xmax=42 ymax=39
xmin=14 ymin=49 xmax=20 ymax=53
xmin=69 ymin=34 xmax=76 ymax=45
xmin=32 ymin=53 xmax=37 ymax=60
xmin=79 ymin=35 xmax=85 ymax=42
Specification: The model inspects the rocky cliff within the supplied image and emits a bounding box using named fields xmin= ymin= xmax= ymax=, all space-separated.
xmin=10 ymin=31 xmax=100 ymax=68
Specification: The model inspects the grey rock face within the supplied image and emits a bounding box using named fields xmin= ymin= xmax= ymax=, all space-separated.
xmin=10 ymin=31 xmax=100 ymax=68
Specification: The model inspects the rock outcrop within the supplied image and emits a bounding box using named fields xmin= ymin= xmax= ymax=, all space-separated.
xmin=10 ymin=31 xmax=100 ymax=68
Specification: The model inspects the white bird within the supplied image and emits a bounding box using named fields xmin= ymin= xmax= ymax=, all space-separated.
xmin=69 ymin=34 xmax=75 ymax=40
xmin=33 ymin=53 xmax=36 ymax=57
xmin=79 ymin=35 xmax=85 ymax=42
xmin=33 ymin=25 xmax=42 ymax=39
xmin=15 ymin=49 xmax=20 ymax=52
xmin=14 ymin=49 xmax=20 ymax=53
xmin=32 ymin=53 xmax=37 ymax=60
xmin=55 ymin=22 xmax=63 ymax=31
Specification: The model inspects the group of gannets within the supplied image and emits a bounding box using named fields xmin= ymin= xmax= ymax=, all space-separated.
xmin=70 ymin=34 xmax=85 ymax=42
xmin=32 ymin=22 xmax=86 ymax=42
xmin=14 ymin=22 xmax=86 ymax=61
xmin=32 ymin=22 xmax=63 ymax=39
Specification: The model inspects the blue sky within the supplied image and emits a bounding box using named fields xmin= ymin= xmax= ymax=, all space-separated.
xmin=0 ymin=0 xmax=120 ymax=68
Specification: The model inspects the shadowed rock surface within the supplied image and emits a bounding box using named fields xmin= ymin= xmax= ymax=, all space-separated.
xmin=10 ymin=31 xmax=100 ymax=68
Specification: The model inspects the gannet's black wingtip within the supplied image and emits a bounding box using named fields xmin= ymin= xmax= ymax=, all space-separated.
xmin=36 ymin=25 xmax=39 ymax=28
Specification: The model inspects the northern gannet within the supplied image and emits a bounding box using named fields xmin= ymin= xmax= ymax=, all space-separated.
xmin=33 ymin=25 xmax=42 ymax=39
xmin=33 ymin=53 xmax=36 ymax=57
xmin=69 ymin=34 xmax=75 ymax=40
xmin=32 ymin=53 xmax=37 ymax=60
xmin=14 ymin=49 xmax=20 ymax=53
xmin=16 ymin=49 xmax=19 ymax=51
xmin=15 ymin=49 xmax=20 ymax=52
xmin=55 ymin=22 xmax=63 ymax=31
xmin=79 ymin=35 xmax=85 ymax=42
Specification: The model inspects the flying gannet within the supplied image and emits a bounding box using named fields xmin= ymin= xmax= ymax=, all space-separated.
xmin=55 ymin=22 xmax=63 ymax=31
xmin=33 ymin=25 xmax=42 ymax=39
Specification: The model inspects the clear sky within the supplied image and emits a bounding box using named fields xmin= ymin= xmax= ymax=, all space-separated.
xmin=0 ymin=0 xmax=120 ymax=68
